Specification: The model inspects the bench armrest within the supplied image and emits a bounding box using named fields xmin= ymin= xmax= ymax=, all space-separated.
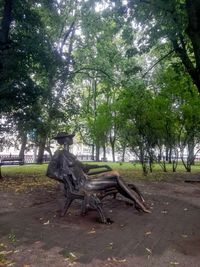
xmin=87 ymin=165 xmax=112 ymax=175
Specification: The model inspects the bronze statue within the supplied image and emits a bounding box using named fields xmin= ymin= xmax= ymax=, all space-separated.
xmin=47 ymin=132 xmax=150 ymax=223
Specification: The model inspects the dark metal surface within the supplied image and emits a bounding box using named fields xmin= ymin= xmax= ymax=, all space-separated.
xmin=46 ymin=133 xmax=150 ymax=223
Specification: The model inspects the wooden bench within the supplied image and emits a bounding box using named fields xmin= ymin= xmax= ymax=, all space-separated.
xmin=0 ymin=157 xmax=24 ymax=178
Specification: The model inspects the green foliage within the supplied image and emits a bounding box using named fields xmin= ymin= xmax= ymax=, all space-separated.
xmin=1 ymin=0 xmax=200 ymax=171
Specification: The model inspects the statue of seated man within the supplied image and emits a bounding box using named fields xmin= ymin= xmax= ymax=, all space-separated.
xmin=47 ymin=132 xmax=150 ymax=213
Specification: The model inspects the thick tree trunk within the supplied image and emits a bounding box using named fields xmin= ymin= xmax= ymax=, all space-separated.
xmin=188 ymin=138 xmax=195 ymax=165
xmin=0 ymin=0 xmax=12 ymax=48
xmin=102 ymin=144 xmax=106 ymax=160
xmin=95 ymin=143 xmax=100 ymax=162
xmin=165 ymin=147 xmax=169 ymax=162
xmin=110 ymin=134 xmax=116 ymax=162
xmin=171 ymin=0 xmax=200 ymax=93
xmin=19 ymin=132 xmax=27 ymax=161
xmin=186 ymin=0 xmax=200 ymax=72
xmin=121 ymin=145 xmax=126 ymax=162
xmin=168 ymin=147 xmax=172 ymax=164
xmin=91 ymin=144 xmax=95 ymax=160
xmin=111 ymin=142 xmax=115 ymax=162
xmin=37 ymin=137 xmax=46 ymax=164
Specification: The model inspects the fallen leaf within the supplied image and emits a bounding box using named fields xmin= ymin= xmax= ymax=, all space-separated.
xmin=88 ymin=230 xmax=96 ymax=234
xmin=0 ymin=243 xmax=6 ymax=249
xmin=0 ymin=250 xmax=13 ymax=255
xmin=43 ymin=220 xmax=50 ymax=225
xmin=145 ymin=248 xmax=152 ymax=254
xmin=145 ymin=231 xmax=152 ymax=236
xmin=106 ymin=242 xmax=113 ymax=250
xmin=112 ymin=257 xmax=127 ymax=263
xmin=181 ymin=234 xmax=188 ymax=238
xmin=170 ymin=262 xmax=179 ymax=265
xmin=69 ymin=252 xmax=76 ymax=258
xmin=161 ymin=210 xmax=167 ymax=214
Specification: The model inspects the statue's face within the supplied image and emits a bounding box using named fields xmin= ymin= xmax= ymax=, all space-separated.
xmin=56 ymin=135 xmax=74 ymax=146
xmin=66 ymin=136 xmax=73 ymax=145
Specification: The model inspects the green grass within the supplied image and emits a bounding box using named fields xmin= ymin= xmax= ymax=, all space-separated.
xmin=86 ymin=161 xmax=200 ymax=173
xmin=1 ymin=161 xmax=200 ymax=180
xmin=0 ymin=161 xmax=199 ymax=195
xmin=1 ymin=164 xmax=48 ymax=178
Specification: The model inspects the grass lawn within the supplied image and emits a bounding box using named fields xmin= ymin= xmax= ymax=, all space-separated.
xmin=0 ymin=161 xmax=200 ymax=183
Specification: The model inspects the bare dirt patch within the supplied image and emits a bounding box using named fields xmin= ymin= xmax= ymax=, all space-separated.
xmin=0 ymin=178 xmax=200 ymax=267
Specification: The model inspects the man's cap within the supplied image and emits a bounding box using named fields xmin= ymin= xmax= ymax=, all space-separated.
xmin=53 ymin=132 xmax=75 ymax=140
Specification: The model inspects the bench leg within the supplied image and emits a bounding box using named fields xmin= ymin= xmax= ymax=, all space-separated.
xmin=61 ymin=197 xmax=73 ymax=217
xmin=88 ymin=195 xmax=110 ymax=224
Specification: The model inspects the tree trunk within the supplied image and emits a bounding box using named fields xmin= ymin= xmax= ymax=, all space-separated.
xmin=188 ymin=138 xmax=195 ymax=165
xmin=111 ymin=142 xmax=115 ymax=162
xmin=122 ymin=145 xmax=126 ymax=162
xmin=95 ymin=143 xmax=100 ymax=162
xmin=163 ymin=160 xmax=167 ymax=172
xmin=19 ymin=132 xmax=27 ymax=161
xmin=0 ymin=0 xmax=12 ymax=48
xmin=91 ymin=144 xmax=95 ymax=160
xmin=168 ymin=147 xmax=172 ymax=164
xmin=37 ymin=137 xmax=46 ymax=164
xmin=102 ymin=144 xmax=106 ymax=160
xmin=186 ymin=0 xmax=200 ymax=72
xmin=110 ymin=133 xmax=116 ymax=162
xmin=139 ymin=147 xmax=148 ymax=175
xmin=186 ymin=163 xmax=191 ymax=172
xmin=172 ymin=34 xmax=200 ymax=94
xmin=165 ymin=147 xmax=169 ymax=162
xmin=172 ymin=160 xmax=178 ymax=172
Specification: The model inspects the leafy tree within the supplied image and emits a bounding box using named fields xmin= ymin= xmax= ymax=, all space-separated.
xmin=118 ymin=0 xmax=200 ymax=94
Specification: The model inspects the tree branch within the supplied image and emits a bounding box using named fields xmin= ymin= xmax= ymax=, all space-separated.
xmin=74 ymin=67 xmax=115 ymax=82
xmin=142 ymin=49 xmax=175 ymax=78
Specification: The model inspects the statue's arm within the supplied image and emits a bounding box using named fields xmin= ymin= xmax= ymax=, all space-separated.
xmin=81 ymin=163 xmax=112 ymax=174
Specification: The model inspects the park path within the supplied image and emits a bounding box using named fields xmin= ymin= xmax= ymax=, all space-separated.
xmin=0 ymin=181 xmax=200 ymax=267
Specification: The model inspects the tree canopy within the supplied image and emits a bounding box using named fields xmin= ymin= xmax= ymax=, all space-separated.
xmin=1 ymin=0 xmax=200 ymax=172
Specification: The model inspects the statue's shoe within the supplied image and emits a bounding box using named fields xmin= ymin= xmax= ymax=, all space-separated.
xmin=135 ymin=202 xmax=151 ymax=213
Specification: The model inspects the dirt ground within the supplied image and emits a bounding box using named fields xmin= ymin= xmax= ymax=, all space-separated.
xmin=1 ymin=179 xmax=200 ymax=267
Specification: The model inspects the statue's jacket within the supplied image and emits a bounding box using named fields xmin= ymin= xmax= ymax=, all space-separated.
xmin=46 ymin=149 xmax=88 ymax=190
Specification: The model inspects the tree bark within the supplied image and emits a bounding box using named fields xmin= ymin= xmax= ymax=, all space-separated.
xmin=121 ymin=145 xmax=126 ymax=162
xmin=95 ymin=143 xmax=100 ymax=162
xmin=111 ymin=142 xmax=115 ymax=162
xmin=168 ymin=0 xmax=200 ymax=93
xmin=19 ymin=132 xmax=27 ymax=161
xmin=0 ymin=0 xmax=12 ymax=48
xmin=110 ymin=133 xmax=116 ymax=162
xmin=102 ymin=144 xmax=106 ymax=160
xmin=165 ymin=146 xmax=169 ymax=162
xmin=168 ymin=147 xmax=172 ymax=164
xmin=188 ymin=138 xmax=195 ymax=165
xmin=186 ymin=0 xmax=200 ymax=71
xmin=37 ymin=137 xmax=46 ymax=164
xmin=91 ymin=144 xmax=95 ymax=160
